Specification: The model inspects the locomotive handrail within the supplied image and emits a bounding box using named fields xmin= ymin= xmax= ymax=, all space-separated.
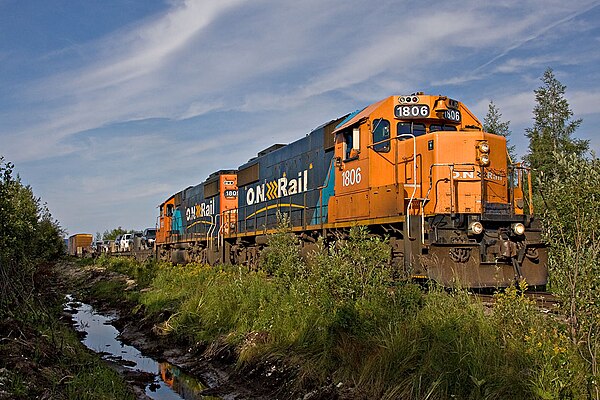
xmin=368 ymin=133 xmax=418 ymax=239
xmin=207 ymin=214 xmax=215 ymax=247
xmin=216 ymin=213 xmax=224 ymax=249
xmin=527 ymin=167 xmax=534 ymax=215
xmin=508 ymin=163 xmax=534 ymax=216
xmin=395 ymin=134 xmax=418 ymax=240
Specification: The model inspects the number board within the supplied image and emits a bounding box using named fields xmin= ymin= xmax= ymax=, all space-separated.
xmin=443 ymin=109 xmax=461 ymax=122
xmin=224 ymin=189 xmax=238 ymax=198
xmin=394 ymin=104 xmax=430 ymax=119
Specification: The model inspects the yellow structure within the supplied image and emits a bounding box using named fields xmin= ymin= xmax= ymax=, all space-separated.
xmin=68 ymin=234 xmax=93 ymax=256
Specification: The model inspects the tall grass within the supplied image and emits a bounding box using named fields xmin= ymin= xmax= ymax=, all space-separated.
xmin=96 ymin=225 xmax=588 ymax=398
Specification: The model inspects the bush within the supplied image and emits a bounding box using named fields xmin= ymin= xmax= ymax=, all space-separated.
xmin=109 ymin=221 xmax=592 ymax=398
xmin=0 ymin=157 xmax=64 ymax=317
xmin=539 ymin=152 xmax=600 ymax=398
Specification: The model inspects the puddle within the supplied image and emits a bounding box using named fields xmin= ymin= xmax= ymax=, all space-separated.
xmin=65 ymin=295 xmax=218 ymax=400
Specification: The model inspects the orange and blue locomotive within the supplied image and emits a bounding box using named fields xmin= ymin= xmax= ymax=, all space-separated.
xmin=156 ymin=170 xmax=238 ymax=264
xmin=156 ymin=93 xmax=547 ymax=289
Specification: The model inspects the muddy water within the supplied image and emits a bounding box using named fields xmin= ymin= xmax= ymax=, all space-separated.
xmin=65 ymin=296 xmax=219 ymax=400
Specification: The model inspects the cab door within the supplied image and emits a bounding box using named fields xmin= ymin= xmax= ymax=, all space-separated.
xmin=330 ymin=125 xmax=370 ymax=222
xmin=156 ymin=197 xmax=175 ymax=244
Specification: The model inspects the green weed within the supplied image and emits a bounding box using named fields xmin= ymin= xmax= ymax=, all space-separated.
xmin=83 ymin=224 xmax=591 ymax=399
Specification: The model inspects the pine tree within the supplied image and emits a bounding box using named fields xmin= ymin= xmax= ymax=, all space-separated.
xmin=525 ymin=71 xmax=599 ymax=393
xmin=524 ymin=67 xmax=588 ymax=178
xmin=483 ymin=101 xmax=516 ymax=162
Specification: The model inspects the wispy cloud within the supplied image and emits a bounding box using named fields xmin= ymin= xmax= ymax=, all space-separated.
xmin=4 ymin=0 xmax=247 ymax=163
xmin=7 ymin=0 xmax=597 ymax=164
xmin=570 ymin=91 xmax=600 ymax=117
xmin=3 ymin=0 xmax=600 ymax=234
xmin=472 ymin=91 xmax=535 ymax=127
xmin=472 ymin=1 xmax=600 ymax=74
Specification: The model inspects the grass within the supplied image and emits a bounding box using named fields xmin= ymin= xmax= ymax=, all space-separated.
xmin=89 ymin=226 xmax=592 ymax=399
xmin=0 ymin=297 xmax=135 ymax=400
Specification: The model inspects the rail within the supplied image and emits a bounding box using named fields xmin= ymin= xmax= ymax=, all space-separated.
xmin=473 ymin=291 xmax=560 ymax=313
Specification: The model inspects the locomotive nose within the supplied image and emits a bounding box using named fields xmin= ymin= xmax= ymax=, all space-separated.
xmin=499 ymin=239 xmax=518 ymax=259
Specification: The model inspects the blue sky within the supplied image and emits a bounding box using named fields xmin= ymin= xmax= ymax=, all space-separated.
xmin=1 ymin=0 xmax=599 ymax=236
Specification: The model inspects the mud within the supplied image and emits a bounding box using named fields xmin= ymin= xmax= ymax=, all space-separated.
xmin=57 ymin=261 xmax=341 ymax=400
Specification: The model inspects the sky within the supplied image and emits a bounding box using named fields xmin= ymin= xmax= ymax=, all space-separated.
xmin=1 ymin=0 xmax=599 ymax=237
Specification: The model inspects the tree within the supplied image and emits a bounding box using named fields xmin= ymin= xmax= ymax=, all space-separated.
xmin=102 ymin=227 xmax=129 ymax=240
xmin=524 ymin=68 xmax=588 ymax=179
xmin=525 ymin=68 xmax=599 ymax=398
xmin=0 ymin=156 xmax=64 ymax=316
xmin=540 ymin=153 xmax=600 ymax=399
xmin=483 ymin=101 xmax=516 ymax=162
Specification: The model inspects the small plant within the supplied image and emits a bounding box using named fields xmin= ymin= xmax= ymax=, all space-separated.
xmin=260 ymin=212 xmax=305 ymax=282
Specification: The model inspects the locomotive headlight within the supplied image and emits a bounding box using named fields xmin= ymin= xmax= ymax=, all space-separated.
xmin=478 ymin=141 xmax=490 ymax=153
xmin=479 ymin=154 xmax=490 ymax=166
xmin=511 ymin=223 xmax=525 ymax=236
xmin=468 ymin=221 xmax=484 ymax=235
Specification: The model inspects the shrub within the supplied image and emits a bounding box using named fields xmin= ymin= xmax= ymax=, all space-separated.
xmin=0 ymin=157 xmax=64 ymax=317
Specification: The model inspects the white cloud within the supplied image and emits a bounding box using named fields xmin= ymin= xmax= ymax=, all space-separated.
xmin=7 ymin=0 xmax=597 ymax=165
xmin=4 ymin=0 xmax=600 ymax=234
xmin=56 ymin=0 xmax=247 ymax=95
xmin=472 ymin=92 xmax=535 ymax=127
xmin=570 ymin=90 xmax=600 ymax=116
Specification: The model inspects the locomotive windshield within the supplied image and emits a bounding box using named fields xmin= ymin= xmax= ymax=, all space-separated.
xmin=372 ymin=118 xmax=391 ymax=152
xmin=397 ymin=122 xmax=426 ymax=140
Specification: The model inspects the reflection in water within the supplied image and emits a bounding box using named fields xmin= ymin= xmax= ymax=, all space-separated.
xmin=65 ymin=295 xmax=219 ymax=400
xmin=159 ymin=362 xmax=217 ymax=399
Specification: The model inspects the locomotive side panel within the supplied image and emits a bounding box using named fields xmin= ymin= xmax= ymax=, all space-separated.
xmin=179 ymin=183 xmax=213 ymax=239
xmin=234 ymin=120 xmax=340 ymax=235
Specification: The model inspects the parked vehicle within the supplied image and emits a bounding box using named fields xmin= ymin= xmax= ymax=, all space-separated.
xmin=102 ymin=240 xmax=112 ymax=253
xmin=93 ymin=240 xmax=105 ymax=253
xmin=129 ymin=231 xmax=144 ymax=251
xmin=143 ymin=228 xmax=156 ymax=248
xmin=120 ymin=233 xmax=133 ymax=251
xmin=114 ymin=235 xmax=122 ymax=252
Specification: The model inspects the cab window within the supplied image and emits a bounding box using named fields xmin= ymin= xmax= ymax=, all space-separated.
xmin=343 ymin=128 xmax=360 ymax=160
xmin=343 ymin=131 xmax=353 ymax=159
xmin=372 ymin=118 xmax=390 ymax=152
xmin=397 ymin=122 xmax=426 ymax=140
xmin=166 ymin=204 xmax=174 ymax=217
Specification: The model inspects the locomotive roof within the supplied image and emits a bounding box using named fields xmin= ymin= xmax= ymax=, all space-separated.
xmin=206 ymin=169 xmax=237 ymax=181
xmin=333 ymin=98 xmax=387 ymax=133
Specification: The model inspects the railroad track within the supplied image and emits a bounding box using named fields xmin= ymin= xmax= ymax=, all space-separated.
xmin=107 ymin=249 xmax=155 ymax=262
xmin=473 ymin=291 xmax=561 ymax=313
